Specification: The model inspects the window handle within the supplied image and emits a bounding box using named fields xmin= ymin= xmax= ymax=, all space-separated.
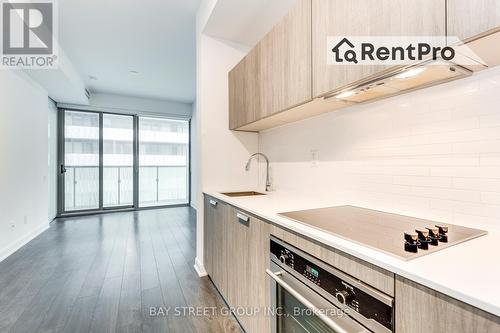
xmin=60 ymin=164 xmax=67 ymax=174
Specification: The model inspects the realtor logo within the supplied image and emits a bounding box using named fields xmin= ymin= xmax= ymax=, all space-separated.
xmin=1 ymin=0 xmax=57 ymax=68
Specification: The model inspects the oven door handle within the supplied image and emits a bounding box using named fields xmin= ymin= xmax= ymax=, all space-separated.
xmin=266 ymin=269 xmax=352 ymax=333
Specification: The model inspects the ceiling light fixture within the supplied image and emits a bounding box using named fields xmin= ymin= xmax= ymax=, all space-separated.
xmin=394 ymin=67 xmax=426 ymax=79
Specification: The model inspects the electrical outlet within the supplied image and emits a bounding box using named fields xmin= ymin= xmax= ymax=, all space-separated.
xmin=24 ymin=216 xmax=28 ymax=225
xmin=10 ymin=223 xmax=15 ymax=231
xmin=311 ymin=149 xmax=319 ymax=167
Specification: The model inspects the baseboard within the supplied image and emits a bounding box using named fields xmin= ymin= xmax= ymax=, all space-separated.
xmin=194 ymin=257 xmax=207 ymax=277
xmin=0 ymin=224 xmax=49 ymax=263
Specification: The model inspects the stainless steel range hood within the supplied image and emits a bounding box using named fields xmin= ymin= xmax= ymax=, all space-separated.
xmin=323 ymin=59 xmax=473 ymax=104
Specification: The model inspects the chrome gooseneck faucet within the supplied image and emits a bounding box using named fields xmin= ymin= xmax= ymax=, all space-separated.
xmin=245 ymin=153 xmax=272 ymax=192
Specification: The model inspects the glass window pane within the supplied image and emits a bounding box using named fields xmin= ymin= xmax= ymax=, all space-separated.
xmin=139 ymin=117 xmax=189 ymax=207
xmin=103 ymin=114 xmax=134 ymax=207
xmin=64 ymin=111 xmax=99 ymax=211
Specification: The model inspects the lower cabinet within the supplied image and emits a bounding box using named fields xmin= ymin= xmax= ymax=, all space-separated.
xmin=395 ymin=276 xmax=500 ymax=332
xmin=204 ymin=196 xmax=228 ymax=296
xmin=205 ymin=195 xmax=500 ymax=333
xmin=225 ymin=206 xmax=271 ymax=333
xmin=204 ymin=196 xmax=271 ymax=333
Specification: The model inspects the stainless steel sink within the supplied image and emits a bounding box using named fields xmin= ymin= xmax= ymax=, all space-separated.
xmin=221 ymin=191 xmax=266 ymax=197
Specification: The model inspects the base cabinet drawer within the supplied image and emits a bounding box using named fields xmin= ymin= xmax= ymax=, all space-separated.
xmin=395 ymin=276 xmax=500 ymax=333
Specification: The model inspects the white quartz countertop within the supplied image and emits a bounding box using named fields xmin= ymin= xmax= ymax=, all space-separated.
xmin=204 ymin=190 xmax=500 ymax=317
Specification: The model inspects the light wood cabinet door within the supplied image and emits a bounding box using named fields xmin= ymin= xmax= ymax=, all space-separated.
xmin=447 ymin=0 xmax=500 ymax=42
xmin=203 ymin=196 xmax=228 ymax=295
xmin=228 ymin=46 xmax=261 ymax=130
xmin=312 ymin=0 xmax=446 ymax=97
xmin=258 ymin=0 xmax=312 ymax=119
xmin=226 ymin=207 xmax=271 ymax=333
xmin=228 ymin=0 xmax=312 ymax=130
xmin=203 ymin=197 xmax=214 ymax=277
xmin=395 ymin=276 xmax=500 ymax=333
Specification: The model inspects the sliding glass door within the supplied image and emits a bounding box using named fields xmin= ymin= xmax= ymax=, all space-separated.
xmin=59 ymin=110 xmax=190 ymax=215
xmin=139 ymin=117 xmax=189 ymax=207
xmin=103 ymin=114 xmax=134 ymax=208
xmin=63 ymin=111 xmax=100 ymax=211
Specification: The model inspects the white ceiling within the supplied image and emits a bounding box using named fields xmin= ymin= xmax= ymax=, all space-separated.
xmin=59 ymin=0 xmax=201 ymax=103
xmin=203 ymin=0 xmax=297 ymax=47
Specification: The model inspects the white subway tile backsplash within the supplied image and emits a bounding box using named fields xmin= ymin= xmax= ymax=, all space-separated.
xmin=453 ymin=177 xmax=500 ymax=192
xmin=480 ymin=153 xmax=500 ymax=165
xmin=346 ymin=165 xmax=430 ymax=176
xmin=411 ymin=187 xmax=481 ymax=202
xmin=481 ymin=192 xmax=500 ymax=205
xmin=451 ymin=99 xmax=500 ymax=119
xmin=480 ymin=114 xmax=500 ymax=128
xmin=428 ymin=127 xmax=500 ymax=144
xmin=430 ymin=166 xmax=500 ymax=178
xmin=453 ymin=140 xmax=500 ymax=154
xmin=410 ymin=116 xmax=480 ymax=135
xmin=393 ymin=175 xmax=452 ymax=188
xmin=259 ymin=66 xmax=500 ymax=231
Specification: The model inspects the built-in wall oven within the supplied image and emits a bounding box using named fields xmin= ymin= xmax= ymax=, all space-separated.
xmin=268 ymin=237 xmax=394 ymax=333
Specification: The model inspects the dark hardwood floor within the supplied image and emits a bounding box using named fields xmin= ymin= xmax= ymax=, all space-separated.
xmin=0 ymin=207 xmax=243 ymax=333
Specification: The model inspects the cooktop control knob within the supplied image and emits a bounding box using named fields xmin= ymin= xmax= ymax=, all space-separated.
xmin=404 ymin=232 xmax=419 ymax=253
xmin=436 ymin=224 xmax=449 ymax=243
xmin=426 ymin=227 xmax=441 ymax=245
xmin=415 ymin=228 xmax=431 ymax=250
xmin=335 ymin=289 xmax=355 ymax=305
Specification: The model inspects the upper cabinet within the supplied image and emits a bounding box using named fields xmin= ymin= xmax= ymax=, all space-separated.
xmin=228 ymin=0 xmax=500 ymax=132
xmin=258 ymin=0 xmax=312 ymax=119
xmin=447 ymin=0 xmax=500 ymax=42
xmin=228 ymin=46 xmax=261 ymax=130
xmin=312 ymin=0 xmax=446 ymax=97
xmin=228 ymin=0 xmax=312 ymax=130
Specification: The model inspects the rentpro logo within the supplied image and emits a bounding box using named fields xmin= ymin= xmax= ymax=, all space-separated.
xmin=328 ymin=36 xmax=458 ymax=65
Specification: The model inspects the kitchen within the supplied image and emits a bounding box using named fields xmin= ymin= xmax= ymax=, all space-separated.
xmin=1 ymin=0 xmax=500 ymax=332
xmin=196 ymin=0 xmax=500 ymax=332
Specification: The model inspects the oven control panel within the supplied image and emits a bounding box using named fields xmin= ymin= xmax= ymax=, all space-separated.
xmin=271 ymin=238 xmax=393 ymax=332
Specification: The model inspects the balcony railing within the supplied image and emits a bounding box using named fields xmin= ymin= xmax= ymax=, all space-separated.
xmin=64 ymin=165 xmax=188 ymax=211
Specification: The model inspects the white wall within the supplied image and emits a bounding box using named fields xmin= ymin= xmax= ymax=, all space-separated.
xmin=0 ymin=71 xmax=50 ymax=261
xmin=194 ymin=0 xmax=259 ymax=273
xmin=259 ymin=66 xmax=500 ymax=232
xmin=48 ymin=99 xmax=58 ymax=221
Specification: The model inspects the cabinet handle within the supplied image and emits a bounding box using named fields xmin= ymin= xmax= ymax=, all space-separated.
xmin=236 ymin=212 xmax=249 ymax=223
xmin=209 ymin=200 xmax=217 ymax=207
